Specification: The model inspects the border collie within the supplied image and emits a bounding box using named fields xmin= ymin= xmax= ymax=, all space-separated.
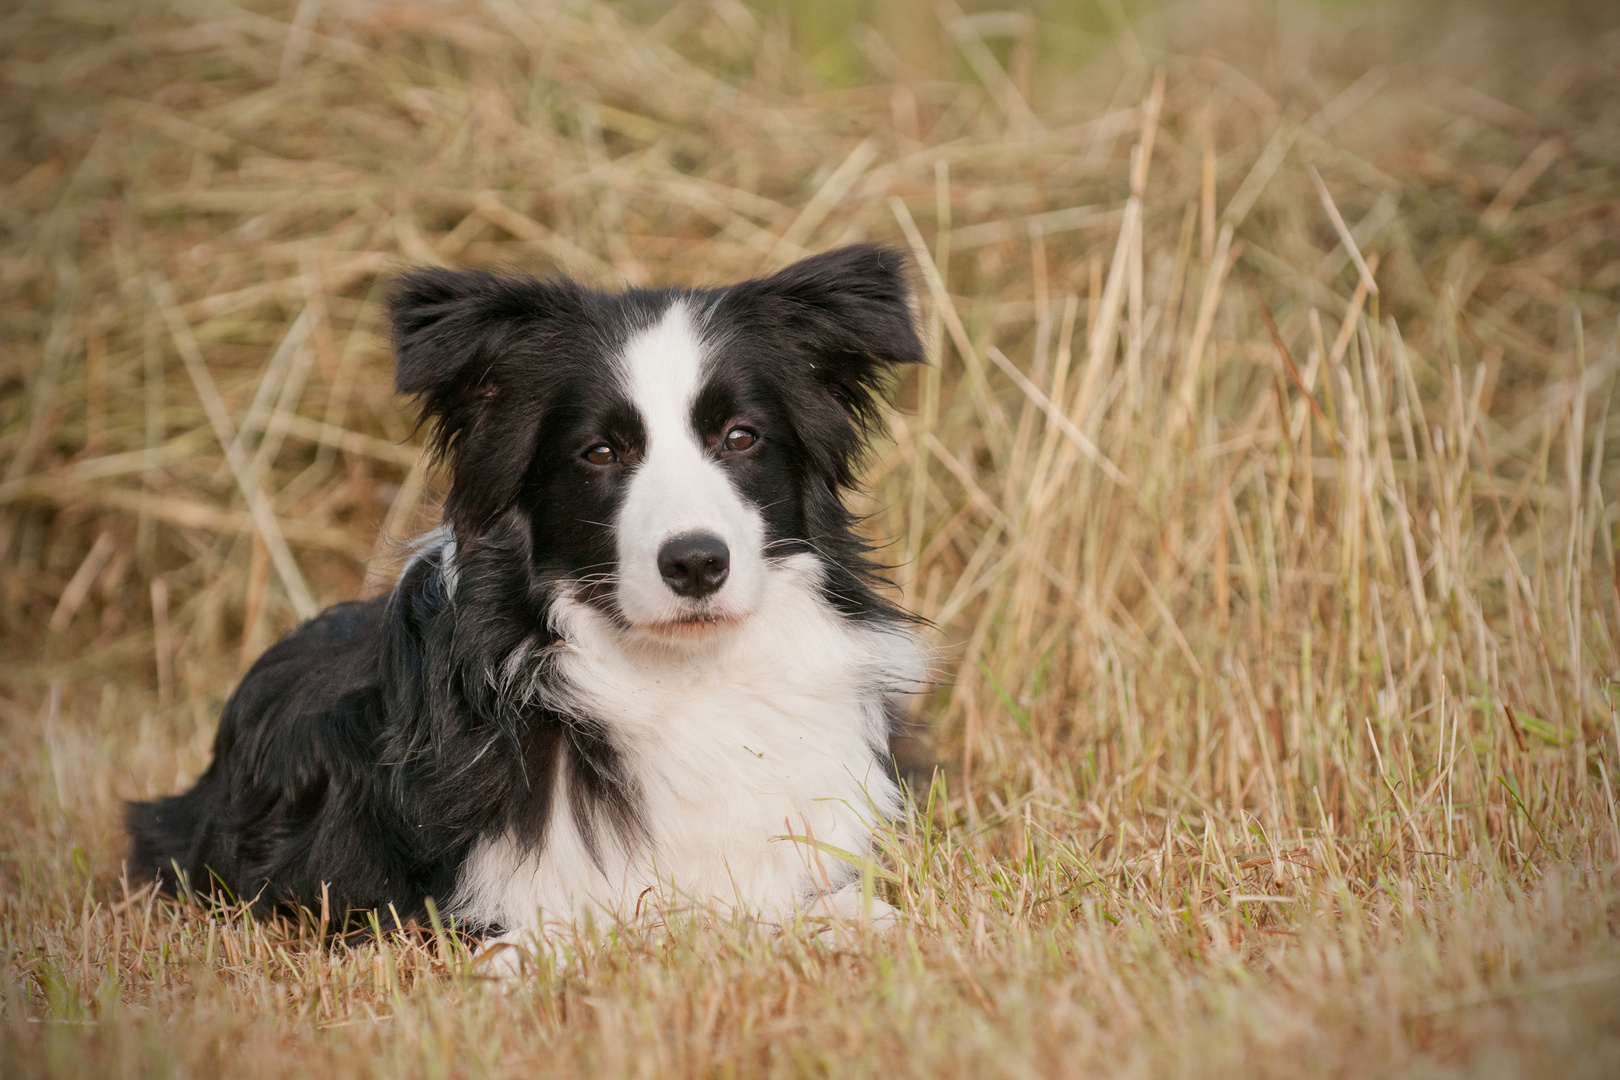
xmin=127 ymin=245 xmax=927 ymax=955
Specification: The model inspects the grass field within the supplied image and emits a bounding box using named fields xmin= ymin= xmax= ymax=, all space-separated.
xmin=3 ymin=0 xmax=1620 ymax=1075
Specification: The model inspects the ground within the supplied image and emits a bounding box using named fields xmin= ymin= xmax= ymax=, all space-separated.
xmin=2 ymin=0 xmax=1619 ymax=1076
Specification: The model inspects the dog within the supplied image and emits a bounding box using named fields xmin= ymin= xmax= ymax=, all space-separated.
xmin=127 ymin=244 xmax=928 ymax=955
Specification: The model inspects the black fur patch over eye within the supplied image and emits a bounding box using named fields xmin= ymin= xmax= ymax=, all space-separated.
xmin=708 ymin=244 xmax=925 ymax=492
xmin=389 ymin=271 xmax=667 ymax=538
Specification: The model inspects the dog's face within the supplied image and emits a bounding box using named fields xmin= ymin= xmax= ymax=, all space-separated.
xmin=390 ymin=245 xmax=923 ymax=641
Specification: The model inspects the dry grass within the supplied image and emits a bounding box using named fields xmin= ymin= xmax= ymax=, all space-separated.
xmin=3 ymin=0 xmax=1620 ymax=1075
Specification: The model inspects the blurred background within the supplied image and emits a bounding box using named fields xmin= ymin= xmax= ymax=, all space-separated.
xmin=3 ymin=1 xmax=1620 ymax=1073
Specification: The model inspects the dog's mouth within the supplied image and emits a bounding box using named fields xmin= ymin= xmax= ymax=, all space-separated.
xmin=636 ymin=611 xmax=747 ymax=639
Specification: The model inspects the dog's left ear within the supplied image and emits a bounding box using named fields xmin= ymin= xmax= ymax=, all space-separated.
xmin=722 ymin=244 xmax=925 ymax=486
xmin=390 ymin=268 xmax=579 ymax=537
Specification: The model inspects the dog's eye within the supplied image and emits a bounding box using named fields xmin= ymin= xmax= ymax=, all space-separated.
xmin=583 ymin=444 xmax=617 ymax=466
xmin=722 ymin=428 xmax=757 ymax=453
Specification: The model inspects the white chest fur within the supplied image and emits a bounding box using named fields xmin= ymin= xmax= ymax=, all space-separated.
xmin=448 ymin=555 xmax=923 ymax=937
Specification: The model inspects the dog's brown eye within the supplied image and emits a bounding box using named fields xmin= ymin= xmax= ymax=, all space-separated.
xmin=723 ymin=428 xmax=757 ymax=453
xmin=584 ymin=444 xmax=616 ymax=466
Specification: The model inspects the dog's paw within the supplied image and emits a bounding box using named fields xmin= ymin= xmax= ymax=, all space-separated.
xmin=805 ymin=883 xmax=902 ymax=937
xmin=470 ymin=932 xmax=533 ymax=982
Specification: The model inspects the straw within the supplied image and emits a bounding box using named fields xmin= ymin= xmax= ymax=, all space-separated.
xmin=2 ymin=0 xmax=1617 ymax=1073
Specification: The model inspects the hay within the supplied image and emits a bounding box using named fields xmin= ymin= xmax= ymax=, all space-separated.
xmin=2 ymin=0 xmax=1619 ymax=1075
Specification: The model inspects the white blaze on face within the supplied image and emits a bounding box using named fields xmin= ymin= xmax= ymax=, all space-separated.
xmin=614 ymin=302 xmax=766 ymax=630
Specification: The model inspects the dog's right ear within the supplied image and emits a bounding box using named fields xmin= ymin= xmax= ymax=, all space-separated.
xmin=390 ymin=268 xmax=575 ymax=538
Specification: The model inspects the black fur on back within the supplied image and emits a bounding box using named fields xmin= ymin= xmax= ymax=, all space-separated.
xmin=126 ymin=245 xmax=925 ymax=929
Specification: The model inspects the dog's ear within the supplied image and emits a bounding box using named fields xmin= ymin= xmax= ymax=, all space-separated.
xmin=723 ymin=245 xmax=925 ymax=486
xmin=390 ymin=268 xmax=575 ymax=537
xmin=755 ymin=244 xmax=924 ymax=415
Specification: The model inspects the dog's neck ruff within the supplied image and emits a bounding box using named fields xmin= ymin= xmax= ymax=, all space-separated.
xmin=446 ymin=551 xmax=924 ymax=936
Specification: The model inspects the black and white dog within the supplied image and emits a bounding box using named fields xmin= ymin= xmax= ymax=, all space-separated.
xmin=128 ymin=245 xmax=927 ymax=952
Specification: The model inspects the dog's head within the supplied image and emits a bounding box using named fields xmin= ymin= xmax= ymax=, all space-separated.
xmin=390 ymin=245 xmax=923 ymax=642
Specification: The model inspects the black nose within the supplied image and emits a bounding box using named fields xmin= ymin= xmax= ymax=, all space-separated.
xmin=657 ymin=533 xmax=731 ymax=599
